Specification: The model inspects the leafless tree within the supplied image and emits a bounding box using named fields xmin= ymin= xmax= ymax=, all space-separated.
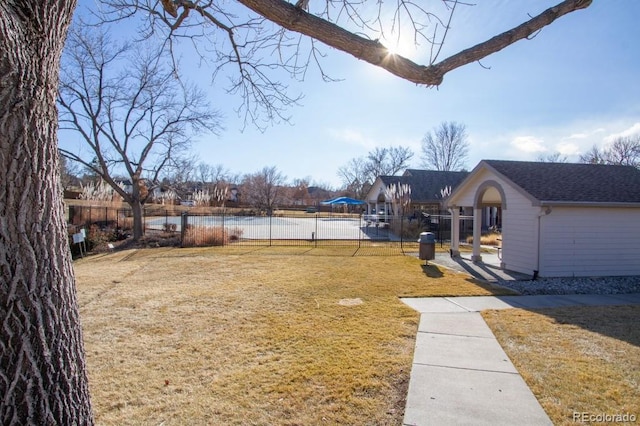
xmin=160 ymin=155 xmax=199 ymax=199
xmin=579 ymin=136 xmax=640 ymax=167
xmin=536 ymin=152 xmax=568 ymax=163
xmin=338 ymin=146 xmax=413 ymax=198
xmin=604 ymin=136 xmax=640 ymax=167
xmin=579 ymin=144 xmax=606 ymax=164
xmin=290 ymin=177 xmax=312 ymax=206
xmin=366 ymin=146 xmax=414 ymax=177
xmin=96 ymin=0 xmax=593 ymax=127
xmin=58 ymin=26 xmax=221 ymax=239
xmin=241 ymin=166 xmax=287 ymax=212
xmin=197 ymin=163 xmax=231 ymax=187
xmin=421 ymin=121 xmax=469 ymax=171
xmin=337 ymin=157 xmax=372 ymax=199
xmin=59 ymin=152 xmax=82 ymax=191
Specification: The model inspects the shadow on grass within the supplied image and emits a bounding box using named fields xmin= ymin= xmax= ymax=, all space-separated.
xmin=421 ymin=264 xmax=444 ymax=278
xmin=519 ymin=304 xmax=640 ymax=348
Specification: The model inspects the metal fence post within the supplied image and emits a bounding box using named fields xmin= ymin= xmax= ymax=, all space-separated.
xmin=358 ymin=214 xmax=362 ymax=249
xmin=180 ymin=212 xmax=188 ymax=247
xmin=400 ymin=215 xmax=404 ymax=250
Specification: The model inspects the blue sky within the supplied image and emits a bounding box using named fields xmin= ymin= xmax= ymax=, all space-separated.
xmin=67 ymin=1 xmax=640 ymax=188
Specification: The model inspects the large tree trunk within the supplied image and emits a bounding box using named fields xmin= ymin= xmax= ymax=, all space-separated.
xmin=130 ymin=199 xmax=145 ymax=241
xmin=0 ymin=1 xmax=93 ymax=424
xmin=128 ymin=179 xmax=145 ymax=241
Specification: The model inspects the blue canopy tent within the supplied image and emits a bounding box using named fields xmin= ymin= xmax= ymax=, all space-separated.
xmin=321 ymin=197 xmax=366 ymax=215
xmin=321 ymin=196 xmax=366 ymax=206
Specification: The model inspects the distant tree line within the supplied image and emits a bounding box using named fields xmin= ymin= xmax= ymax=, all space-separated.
xmin=579 ymin=136 xmax=640 ymax=167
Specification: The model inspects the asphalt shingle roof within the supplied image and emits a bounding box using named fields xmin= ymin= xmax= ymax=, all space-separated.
xmin=379 ymin=169 xmax=469 ymax=203
xmin=484 ymin=160 xmax=640 ymax=203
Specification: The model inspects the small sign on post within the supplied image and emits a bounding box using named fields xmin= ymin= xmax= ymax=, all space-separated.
xmin=73 ymin=231 xmax=86 ymax=257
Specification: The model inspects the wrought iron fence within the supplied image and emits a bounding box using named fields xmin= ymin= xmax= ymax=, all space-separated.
xmin=67 ymin=205 xmax=475 ymax=251
xmin=420 ymin=214 xmax=475 ymax=245
xmin=168 ymin=212 xmax=403 ymax=248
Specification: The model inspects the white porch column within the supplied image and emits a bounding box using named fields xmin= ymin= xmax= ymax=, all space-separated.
xmin=449 ymin=208 xmax=460 ymax=257
xmin=471 ymin=207 xmax=482 ymax=262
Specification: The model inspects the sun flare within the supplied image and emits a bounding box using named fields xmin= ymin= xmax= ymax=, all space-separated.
xmin=381 ymin=36 xmax=418 ymax=59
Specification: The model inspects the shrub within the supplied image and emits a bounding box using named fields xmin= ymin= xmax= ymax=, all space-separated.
xmin=466 ymin=232 xmax=501 ymax=246
xmin=228 ymin=227 xmax=243 ymax=242
xmin=385 ymin=218 xmax=424 ymax=240
xmin=182 ymin=226 xmax=245 ymax=247
xmin=163 ymin=223 xmax=177 ymax=232
xmin=138 ymin=233 xmax=180 ymax=248
xmin=86 ymin=225 xmax=115 ymax=251
xmin=183 ymin=226 xmax=227 ymax=247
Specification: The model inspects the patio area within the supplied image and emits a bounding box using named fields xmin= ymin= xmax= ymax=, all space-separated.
xmin=430 ymin=248 xmax=533 ymax=282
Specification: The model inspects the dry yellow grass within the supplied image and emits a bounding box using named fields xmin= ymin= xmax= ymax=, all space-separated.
xmin=75 ymin=247 xmax=511 ymax=425
xmin=466 ymin=232 xmax=502 ymax=246
xmin=75 ymin=247 xmax=639 ymax=424
xmin=482 ymin=306 xmax=640 ymax=425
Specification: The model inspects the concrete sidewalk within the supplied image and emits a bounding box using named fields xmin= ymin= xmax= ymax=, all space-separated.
xmin=430 ymin=250 xmax=532 ymax=282
xmin=401 ymin=293 xmax=640 ymax=426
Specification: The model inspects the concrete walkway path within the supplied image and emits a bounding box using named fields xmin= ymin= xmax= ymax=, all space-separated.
xmin=401 ymin=293 xmax=640 ymax=426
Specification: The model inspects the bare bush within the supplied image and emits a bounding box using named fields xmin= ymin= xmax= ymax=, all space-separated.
xmin=183 ymin=226 xmax=244 ymax=247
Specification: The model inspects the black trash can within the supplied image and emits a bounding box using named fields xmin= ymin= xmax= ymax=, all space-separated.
xmin=418 ymin=232 xmax=436 ymax=262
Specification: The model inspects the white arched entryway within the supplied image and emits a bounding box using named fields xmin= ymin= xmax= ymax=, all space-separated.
xmin=450 ymin=180 xmax=506 ymax=266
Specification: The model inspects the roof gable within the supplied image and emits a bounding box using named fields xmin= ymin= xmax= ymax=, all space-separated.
xmin=377 ymin=169 xmax=469 ymax=202
xmin=484 ymin=160 xmax=640 ymax=203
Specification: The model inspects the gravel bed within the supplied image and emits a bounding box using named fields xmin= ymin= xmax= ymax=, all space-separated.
xmin=497 ymin=276 xmax=640 ymax=295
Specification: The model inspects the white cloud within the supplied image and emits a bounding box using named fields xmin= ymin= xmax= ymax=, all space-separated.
xmin=327 ymin=127 xmax=422 ymax=159
xmin=555 ymin=142 xmax=580 ymax=156
xmin=561 ymin=127 xmax=606 ymax=142
xmin=565 ymin=132 xmax=588 ymax=140
xmin=470 ymin=118 xmax=640 ymax=164
xmin=603 ymin=122 xmax=640 ymax=144
xmin=328 ymin=128 xmax=374 ymax=149
xmin=511 ymin=136 xmax=547 ymax=153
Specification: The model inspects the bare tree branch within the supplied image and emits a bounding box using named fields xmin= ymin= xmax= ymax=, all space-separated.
xmin=94 ymin=0 xmax=592 ymax=126
xmin=235 ymin=0 xmax=592 ymax=85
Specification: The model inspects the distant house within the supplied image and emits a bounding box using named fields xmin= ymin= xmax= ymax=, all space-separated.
xmin=365 ymin=169 xmax=469 ymax=219
xmin=446 ymin=160 xmax=640 ymax=278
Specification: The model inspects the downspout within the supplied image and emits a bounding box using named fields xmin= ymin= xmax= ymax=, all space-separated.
xmin=535 ymin=205 xmax=553 ymax=280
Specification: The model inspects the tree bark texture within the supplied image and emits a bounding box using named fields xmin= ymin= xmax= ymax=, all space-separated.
xmin=0 ymin=1 xmax=93 ymax=424
xmin=130 ymin=189 xmax=144 ymax=241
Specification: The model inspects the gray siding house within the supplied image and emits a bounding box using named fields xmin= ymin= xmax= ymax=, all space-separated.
xmin=365 ymin=169 xmax=469 ymax=219
xmin=446 ymin=160 xmax=640 ymax=278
